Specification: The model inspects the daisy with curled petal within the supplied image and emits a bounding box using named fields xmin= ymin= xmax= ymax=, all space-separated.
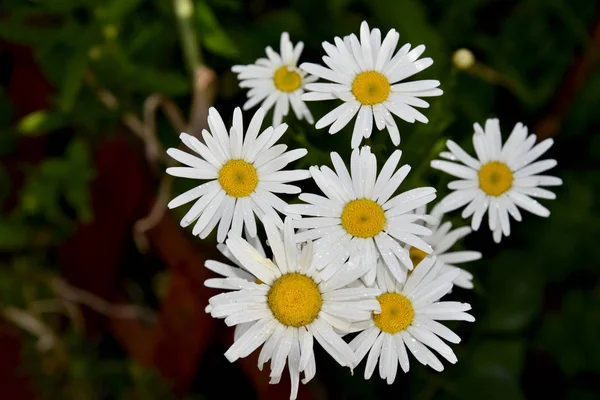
xmin=300 ymin=20 xmax=442 ymax=148
xmin=430 ymin=118 xmax=562 ymax=243
xmin=286 ymin=146 xmax=437 ymax=286
xmin=232 ymin=32 xmax=316 ymax=126
xmin=349 ymin=257 xmax=474 ymax=383
xmin=407 ymin=204 xmax=481 ymax=289
xmin=166 ymin=107 xmax=310 ymax=242
xmin=207 ymin=218 xmax=381 ymax=400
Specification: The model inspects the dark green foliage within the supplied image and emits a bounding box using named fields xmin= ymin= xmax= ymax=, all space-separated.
xmin=0 ymin=0 xmax=598 ymax=398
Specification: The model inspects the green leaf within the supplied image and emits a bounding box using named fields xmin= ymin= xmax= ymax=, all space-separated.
xmin=65 ymin=186 xmax=93 ymax=223
xmin=27 ymin=0 xmax=82 ymax=12
xmin=0 ymin=165 xmax=9 ymax=206
xmin=102 ymin=46 xmax=190 ymax=95
xmin=480 ymin=251 xmax=543 ymax=333
xmin=66 ymin=138 xmax=91 ymax=168
xmin=452 ymin=338 xmax=527 ymax=400
xmin=196 ymin=0 xmax=240 ymax=59
xmin=256 ymin=9 xmax=303 ymax=36
xmin=538 ymin=291 xmax=600 ymax=376
xmin=0 ymin=220 xmax=35 ymax=250
xmin=96 ymin=0 xmax=144 ymax=22
xmin=453 ymin=371 xmax=526 ymax=400
xmin=363 ymin=0 xmax=447 ymax=72
xmin=64 ymin=139 xmax=94 ymax=221
xmin=59 ymin=53 xmax=88 ymax=112
xmin=469 ymin=339 xmax=526 ymax=377
xmin=17 ymin=110 xmax=67 ymax=135
xmin=0 ymin=10 xmax=56 ymax=46
xmin=16 ymin=138 xmax=94 ymax=225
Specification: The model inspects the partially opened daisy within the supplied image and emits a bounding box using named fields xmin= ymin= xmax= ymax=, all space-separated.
xmin=166 ymin=107 xmax=310 ymax=242
xmin=207 ymin=218 xmax=380 ymax=399
xmin=431 ymin=118 xmax=562 ymax=242
xmin=287 ymin=146 xmax=437 ymax=286
xmin=232 ymin=32 xmax=316 ymax=126
xmin=349 ymin=258 xmax=474 ymax=383
xmin=300 ymin=21 xmax=442 ymax=148
xmin=408 ymin=204 xmax=481 ymax=289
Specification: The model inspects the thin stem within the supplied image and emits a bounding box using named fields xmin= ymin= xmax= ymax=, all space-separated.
xmin=469 ymin=63 xmax=534 ymax=104
xmin=173 ymin=0 xmax=203 ymax=75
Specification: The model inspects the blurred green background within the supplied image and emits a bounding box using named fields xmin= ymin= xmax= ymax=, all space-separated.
xmin=0 ymin=0 xmax=599 ymax=399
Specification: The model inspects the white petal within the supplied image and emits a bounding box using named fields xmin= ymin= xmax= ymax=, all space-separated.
xmin=309 ymin=319 xmax=356 ymax=367
xmin=192 ymin=190 xmax=226 ymax=235
xmin=329 ymin=102 xmax=361 ymax=134
xmin=180 ymin=187 xmax=221 ymax=227
xmin=349 ymin=327 xmax=381 ymax=365
xmin=430 ymin=160 xmax=477 ymax=179
xmin=225 ymin=236 xmax=280 ymax=283
xmin=376 ymin=165 xmax=411 ymax=205
xmin=514 ymin=159 xmax=557 ymax=178
xmin=166 ymin=167 xmax=218 ymax=180
xmin=507 ymin=191 xmax=550 ymax=217
xmin=394 ymin=334 xmax=410 ymax=372
xmin=352 ymin=106 xmax=374 ymax=149
xmin=364 ymin=332 xmax=385 ymax=379
xmin=300 ymin=62 xmax=349 ymax=84
xmin=446 ymin=140 xmax=481 ymax=170
xmin=224 ymin=318 xmax=276 ymax=362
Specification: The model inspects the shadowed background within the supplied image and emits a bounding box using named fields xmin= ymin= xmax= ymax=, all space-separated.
xmin=0 ymin=0 xmax=599 ymax=399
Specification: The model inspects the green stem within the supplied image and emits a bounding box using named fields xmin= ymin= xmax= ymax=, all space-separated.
xmin=172 ymin=0 xmax=203 ymax=75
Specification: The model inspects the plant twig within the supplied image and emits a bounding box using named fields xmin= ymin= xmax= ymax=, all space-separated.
xmin=534 ymin=13 xmax=600 ymax=140
xmin=468 ymin=62 xmax=534 ymax=104
xmin=30 ymin=298 xmax=85 ymax=330
xmin=49 ymin=278 xmax=155 ymax=322
xmin=134 ymin=66 xmax=216 ymax=251
xmin=187 ymin=65 xmax=217 ymax=136
xmin=173 ymin=0 xmax=203 ymax=74
xmin=133 ymin=175 xmax=174 ymax=252
xmin=84 ymin=71 xmax=145 ymax=137
xmin=142 ymin=93 xmax=188 ymax=167
xmin=2 ymin=307 xmax=56 ymax=352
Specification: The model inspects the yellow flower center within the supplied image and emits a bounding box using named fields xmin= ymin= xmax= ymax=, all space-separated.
xmin=267 ymin=273 xmax=323 ymax=327
xmin=478 ymin=161 xmax=513 ymax=196
xmin=218 ymin=159 xmax=258 ymax=198
xmin=409 ymin=247 xmax=428 ymax=272
xmin=373 ymin=293 xmax=414 ymax=334
xmin=351 ymin=71 xmax=391 ymax=105
xmin=341 ymin=199 xmax=386 ymax=238
xmin=273 ymin=66 xmax=302 ymax=92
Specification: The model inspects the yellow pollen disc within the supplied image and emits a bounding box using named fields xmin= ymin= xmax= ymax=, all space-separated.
xmin=478 ymin=161 xmax=513 ymax=196
xmin=273 ymin=66 xmax=302 ymax=92
xmin=218 ymin=159 xmax=258 ymax=198
xmin=267 ymin=273 xmax=322 ymax=327
xmin=341 ymin=199 xmax=386 ymax=238
xmin=351 ymin=71 xmax=391 ymax=105
xmin=409 ymin=247 xmax=428 ymax=273
xmin=373 ymin=293 xmax=415 ymax=334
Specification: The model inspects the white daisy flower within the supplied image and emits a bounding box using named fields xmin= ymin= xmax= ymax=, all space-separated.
xmin=232 ymin=32 xmax=316 ymax=126
xmin=300 ymin=21 xmax=442 ymax=148
xmin=207 ymin=218 xmax=381 ymax=399
xmin=349 ymin=257 xmax=474 ymax=383
xmin=204 ymin=230 xmax=266 ymax=341
xmin=408 ymin=204 xmax=481 ymax=289
xmin=166 ymin=107 xmax=310 ymax=242
xmin=286 ymin=146 xmax=437 ymax=286
xmin=430 ymin=118 xmax=562 ymax=243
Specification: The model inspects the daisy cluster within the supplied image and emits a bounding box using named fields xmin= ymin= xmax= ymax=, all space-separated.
xmin=166 ymin=21 xmax=561 ymax=399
